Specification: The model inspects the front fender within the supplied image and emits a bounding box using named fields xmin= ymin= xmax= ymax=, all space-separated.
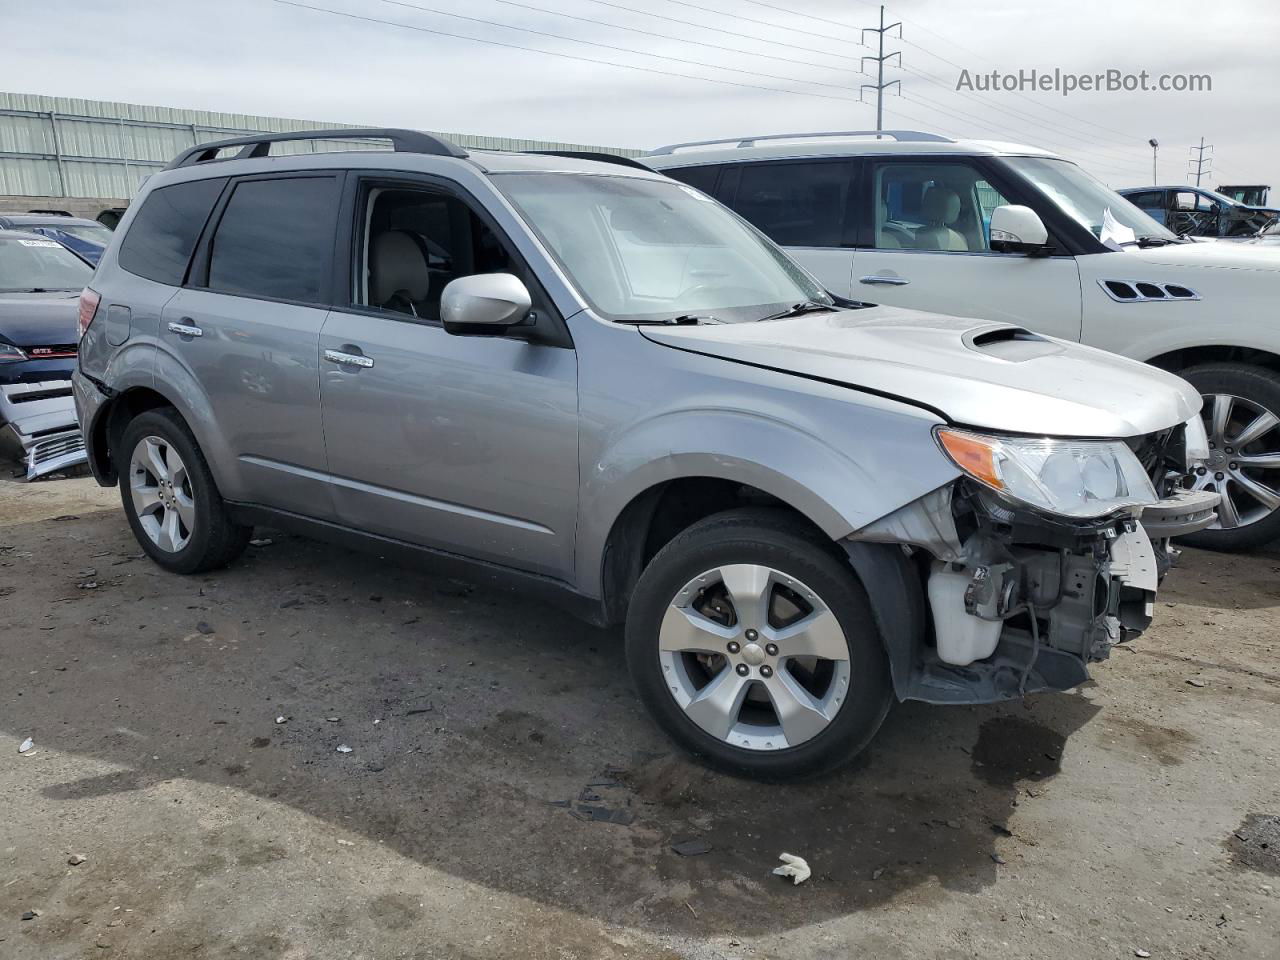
xmin=575 ymin=398 xmax=959 ymax=598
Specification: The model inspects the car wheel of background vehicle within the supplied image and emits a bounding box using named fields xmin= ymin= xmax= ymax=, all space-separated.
xmin=1180 ymin=363 xmax=1280 ymax=552
xmin=118 ymin=408 xmax=252 ymax=574
xmin=625 ymin=508 xmax=892 ymax=781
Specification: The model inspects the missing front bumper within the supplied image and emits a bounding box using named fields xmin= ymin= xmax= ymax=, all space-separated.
xmin=0 ymin=380 xmax=88 ymax=480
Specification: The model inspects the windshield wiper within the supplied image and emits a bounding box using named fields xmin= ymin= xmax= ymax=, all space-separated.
xmin=629 ymin=314 xmax=719 ymax=326
xmin=759 ymin=300 xmax=836 ymax=322
xmin=1134 ymin=236 xmax=1180 ymax=247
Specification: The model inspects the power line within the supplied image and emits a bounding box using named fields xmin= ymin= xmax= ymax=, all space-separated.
xmin=271 ymin=0 xmax=874 ymax=104
xmin=1188 ymin=137 xmax=1214 ymax=187
xmin=368 ymin=0 xmax=865 ymax=94
xmin=658 ymin=0 xmax=867 ymax=48
xmin=575 ymin=0 xmax=870 ymax=68
xmin=456 ymin=0 xmax=866 ymax=77
xmin=859 ymin=5 xmax=901 ymax=137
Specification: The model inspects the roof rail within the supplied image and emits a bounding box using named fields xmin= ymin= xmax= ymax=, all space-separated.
xmin=525 ymin=150 xmax=652 ymax=171
xmin=646 ymin=130 xmax=952 ymax=155
xmin=164 ymin=128 xmax=468 ymax=170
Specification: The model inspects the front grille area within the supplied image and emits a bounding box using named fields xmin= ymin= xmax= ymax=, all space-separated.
xmin=10 ymin=387 xmax=73 ymax=404
xmin=31 ymin=431 xmax=84 ymax=466
xmin=24 ymin=344 xmax=78 ymax=359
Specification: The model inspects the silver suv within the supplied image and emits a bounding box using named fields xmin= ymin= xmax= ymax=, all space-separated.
xmin=76 ymin=129 xmax=1217 ymax=779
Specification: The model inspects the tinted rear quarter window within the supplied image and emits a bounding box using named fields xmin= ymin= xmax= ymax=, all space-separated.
xmin=207 ymin=177 xmax=339 ymax=303
xmin=118 ymin=178 xmax=226 ymax=284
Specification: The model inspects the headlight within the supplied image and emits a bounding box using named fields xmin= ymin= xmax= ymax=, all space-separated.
xmin=936 ymin=428 xmax=1158 ymax=518
xmin=1182 ymin=414 xmax=1210 ymax=468
xmin=0 ymin=342 xmax=27 ymax=363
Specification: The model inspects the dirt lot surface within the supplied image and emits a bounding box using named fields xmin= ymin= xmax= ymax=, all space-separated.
xmin=2 ymin=477 xmax=1278 ymax=959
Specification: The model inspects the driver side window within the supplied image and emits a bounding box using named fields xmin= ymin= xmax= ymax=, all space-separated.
xmin=355 ymin=185 xmax=518 ymax=323
xmin=872 ymin=161 xmax=1011 ymax=253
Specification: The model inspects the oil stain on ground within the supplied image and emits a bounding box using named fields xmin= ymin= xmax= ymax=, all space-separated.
xmin=1228 ymin=813 xmax=1280 ymax=875
xmin=970 ymin=715 xmax=1066 ymax=787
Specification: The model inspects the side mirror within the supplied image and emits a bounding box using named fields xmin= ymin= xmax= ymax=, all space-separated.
xmin=440 ymin=273 xmax=532 ymax=336
xmin=989 ymin=204 xmax=1053 ymax=256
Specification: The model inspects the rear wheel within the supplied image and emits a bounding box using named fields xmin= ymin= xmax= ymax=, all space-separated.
xmin=625 ymin=509 xmax=892 ymax=781
xmin=1180 ymin=363 xmax=1280 ymax=552
xmin=118 ymin=408 xmax=251 ymax=573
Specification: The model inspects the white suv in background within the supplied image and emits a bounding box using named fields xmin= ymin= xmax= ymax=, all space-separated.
xmin=644 ymin=131 xmax=1280 ymax=551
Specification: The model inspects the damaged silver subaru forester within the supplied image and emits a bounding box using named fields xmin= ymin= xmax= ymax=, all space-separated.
xmin=75 ymin=129 xmax=1219 ymax=779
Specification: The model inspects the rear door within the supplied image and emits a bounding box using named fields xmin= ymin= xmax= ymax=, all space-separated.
xmin=850 ymin=157 xmax=1084 ymax=340
xmin=160 ymin=173 xmax=341 ymax=518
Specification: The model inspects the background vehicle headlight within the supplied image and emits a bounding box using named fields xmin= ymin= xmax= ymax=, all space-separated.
xmin=0 ymin=342 xmax=27 ymax=363
xmin=936 ymin=428 xmax=1158 ymax=518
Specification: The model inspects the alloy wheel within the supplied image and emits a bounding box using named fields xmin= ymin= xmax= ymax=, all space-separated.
xmin=129 ymin=435 xmax=196 ymax=552
xmin=658 ymin=564 xmax=852 ymax=751
xmin=1192 ymin=393 xmax=1280 ymax=530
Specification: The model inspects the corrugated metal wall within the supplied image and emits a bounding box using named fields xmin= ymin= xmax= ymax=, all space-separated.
xmin=0 ymin=92 xmax=641 ymax=200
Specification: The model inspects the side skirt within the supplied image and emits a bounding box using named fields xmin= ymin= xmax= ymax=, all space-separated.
xmin=226 ymin=502 xmax=610 ymax=627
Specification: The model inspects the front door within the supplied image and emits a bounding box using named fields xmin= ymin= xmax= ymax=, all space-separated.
xmin=318 ymin=179 xmax=579 ymax=578
xmin=850 ymin=158 xmax=1084 ymax=341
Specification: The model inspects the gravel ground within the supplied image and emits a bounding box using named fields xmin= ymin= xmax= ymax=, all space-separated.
xmin=1 ymin=477 xmax=1278 ymax=959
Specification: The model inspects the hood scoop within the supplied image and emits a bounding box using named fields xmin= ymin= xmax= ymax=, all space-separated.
xmin=963 ymin=325 xmax=1064 ymax=362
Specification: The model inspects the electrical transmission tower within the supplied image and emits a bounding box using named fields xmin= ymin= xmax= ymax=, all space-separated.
xmin=1188 ymin=137 xmax=1214 ymax=187
xmin=861 ymin=5 xmax=902 ymax=137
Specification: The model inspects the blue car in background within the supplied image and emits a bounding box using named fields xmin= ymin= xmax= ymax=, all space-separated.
xmin=0 ymin=212 xmax=113 ymax=265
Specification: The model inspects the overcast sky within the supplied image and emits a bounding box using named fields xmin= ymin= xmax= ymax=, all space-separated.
xmin=3 ymin=0 xmax=1275 ymax=190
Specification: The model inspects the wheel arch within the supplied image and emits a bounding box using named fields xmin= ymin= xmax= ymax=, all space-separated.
xmin=1146 ymin=344 xmax=1280 ymax=377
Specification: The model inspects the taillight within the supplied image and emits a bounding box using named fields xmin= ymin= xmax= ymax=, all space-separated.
xmin=78 ymin=287 xmax=101 ymax=340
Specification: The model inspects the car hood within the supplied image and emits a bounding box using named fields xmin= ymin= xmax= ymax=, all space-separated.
xmin=1121 ymin=240 xmax=1280 ymax=269
xmin=638 ymin=305 xmax=1200 ymax=438
xmin=0 ymin=291 xmax=80 ymax=346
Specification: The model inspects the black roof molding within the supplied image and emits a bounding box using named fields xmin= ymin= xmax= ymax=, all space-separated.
xmin=164 ymin=128 xmax=468 ymax=170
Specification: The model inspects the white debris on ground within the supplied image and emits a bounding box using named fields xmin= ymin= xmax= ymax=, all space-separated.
xmin=772 ymin=852 xmax=811 ymax=885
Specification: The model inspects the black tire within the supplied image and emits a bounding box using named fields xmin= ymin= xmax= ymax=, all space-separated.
xmin=1178 ymin=363 xmax=1280 ymax=552
xmin=625 ymin=508 xmax=892 ymax=781
xmin=117 ymin=408 xmax=252 ymax=574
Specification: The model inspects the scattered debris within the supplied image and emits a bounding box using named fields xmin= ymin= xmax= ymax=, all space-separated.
xmin=991 ymin=853 xmax=1008 ymax=865
xmin=18 ymin=737 xmax=33 ymax=754
xmin=326 ymin=717 xmax=341 ymax=723
xmin=1229 ymin=813 xmax=1280 ymax=873
xmin=991 ymin=824 xmax=1014 ymax=837
xmin=196 ymin=622 xmax=214 ymax=635
xmin=945 ymin=819 xmax=962 ymax=829
xmin=336 ymin=838 xmax=354 ymax=846
xmin=67 ymin=855 xmax=87 ymax=866
xmin=77 ymin=580 xmax=99 ymax=590
xmin=871 ymin=868 xmax=885 ymax=880
xmin=671 ymin=838 xmax=713 ymax=857
xmin=336 ymin=744 xmax=353 ymax=754
xmin=274 ymin=716 xmax=288 ymax=724
xmin=1135 ymin=950 xmax=1151 ymax=958
xmin=20 ymin=910 xmax=38 ymax=921
xmin=772 ymin=852 xmax=811 ymax=885
xmin=405 ymin=707 xmax=433 ymax=716
xmin=684 ymin=901 xmax=699 ymax=919
xmin=249 ymin=538 xmax=274 ymax=547
xmin=570 ymin=805 xmax=634 ymax=825
xmin=51 ymin=514 xmax=79 ymax=521
xmin=1185 ymin=678 xmax=1206 ymax=688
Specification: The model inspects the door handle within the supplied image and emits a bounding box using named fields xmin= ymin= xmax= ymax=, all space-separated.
xmin=859 ymin=275 xmax=910 ymax=286
xmin=324 ymin=349 xmax=374 ymax=369
xmin=167 ymin=320 xmax=203 ymax=337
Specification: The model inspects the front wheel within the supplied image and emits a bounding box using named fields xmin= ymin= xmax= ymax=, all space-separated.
xmin=1180 ymin=363 xmax=1280 ymax=552
xmin=625 ymin=509 xmax=892 ymax=781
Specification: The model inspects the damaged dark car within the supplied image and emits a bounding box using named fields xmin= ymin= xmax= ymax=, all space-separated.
xmin=0 ymin=231 xmax=92 ymax=479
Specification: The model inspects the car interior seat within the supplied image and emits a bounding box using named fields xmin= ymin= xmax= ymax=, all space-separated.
xmin=370 ymin=230 xmax=432 ymax=317
xmin=915 ymin=188 xmax=968 ymax=251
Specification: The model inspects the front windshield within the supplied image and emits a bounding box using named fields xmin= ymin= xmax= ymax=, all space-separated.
xmin=0 ymin=237 xmax=93 ymax=291
xmin=1004 ymin=156 xmax=1178 ymax=244
xmin=495 ymin=173 xmax=830 ymax=323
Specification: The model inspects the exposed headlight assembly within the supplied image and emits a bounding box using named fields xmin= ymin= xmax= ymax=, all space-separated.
xmin=936 ymin=428 xmax=1158 ymax=519
xmin=0 ymin=342 xmax=28 ymax=363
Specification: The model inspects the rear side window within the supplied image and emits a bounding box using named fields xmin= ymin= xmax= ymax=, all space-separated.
xmin=118 ymin=178 xmax=225 ymax=285
xmin=731 ymin=161 xmax=853 ymax=247
xmin=663 ymin=165 xmax=721 ymax=195
xmin=207 ymin=177 xmax=340 ymax=303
